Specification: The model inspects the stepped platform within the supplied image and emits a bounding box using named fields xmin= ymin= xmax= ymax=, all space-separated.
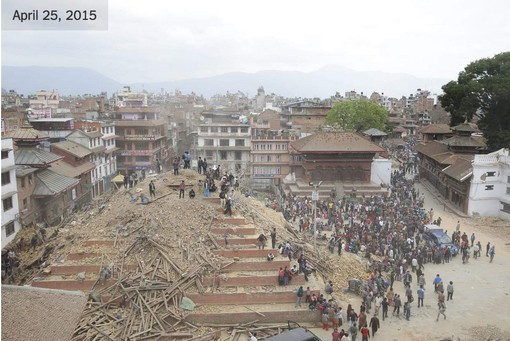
xmin=186 ymin=290 xmax=319 ymax=305
xmin=31 ymin=279 xmax=116 ymax=291
xmin=212 ymin=217 xmax=246 ymax=225
xmin=210 ymin=227 xmax=256 ymax=235
xmin=214 ymin=249 xmax=279 ymax=258
xmin=202 ymin=274 xmax=305 ymax=287
xmin=203 ymin=197 xmax=221 ymax=204
xmin=220 ymin=260 xmax=290 ymax=272
xmin=185 ymin=309 xmax=320 ymax=325
xmin=50 ymin=264 xmax=137 ymax=275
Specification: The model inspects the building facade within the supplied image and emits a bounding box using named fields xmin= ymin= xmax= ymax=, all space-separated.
xmin=196 ymin=111 xmax=251 ymax=174
xmin=2 ymin=138 xmax=21 ymax=249
xmin=468 ymin=149 xmax=510 ymax=219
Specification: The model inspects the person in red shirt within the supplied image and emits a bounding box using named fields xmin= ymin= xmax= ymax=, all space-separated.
xmin=361 ymin=324 xmax=371 ymax=341
xmin=332 ymin=328 xmax=341 ymax=341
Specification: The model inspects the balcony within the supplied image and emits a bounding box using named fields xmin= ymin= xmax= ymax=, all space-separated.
xmin=119 ymin=149 xmax=158 ymax=156
xmin=117 ymin=134 xmax=165 ymax=141
xmin=114 ymin=119 xmax=167 ymax=127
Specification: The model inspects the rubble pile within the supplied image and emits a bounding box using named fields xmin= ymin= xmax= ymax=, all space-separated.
xmin=468 ymin=325 xmax=510 ymax=341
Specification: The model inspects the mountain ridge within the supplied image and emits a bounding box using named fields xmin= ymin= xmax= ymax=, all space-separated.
xmin=2 ymin=65 xmax=447 ymax=98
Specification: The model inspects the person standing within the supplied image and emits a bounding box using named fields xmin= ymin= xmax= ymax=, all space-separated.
xmin=224 ymin=197 xmax=232 ymax=216
xmin=381 ymin=297 xmax=388 ymax=321
xmin=470 ymin=233 xmax=476 ymax=247
xmin=489 ymin=245 xmax=496 ymax=262
xmin=296 ymin=286 xmax=304 ymax=307
xmin=417 ymin=285 xmax=425 ymax=308
xmin=349 ymin=323 xmax=358 ymax=341
xmin=257 ymin=233 xmax=267 ymax=250
xmin=369 ymin=314 xmax=380 ymax=337
xmin=179 ymin=180 xmax=186 ymax=199
xmin=433 ymin=274 xmax=442 ymax=292
xmin=392 ymin=294 xmax=401 ymax=317
xmin=332 ymin=328 xmax=341 ymax=341
xmin=197 ymin=157 xmax=203 ymax=174
xmin=486 ymin=242 xmax=491 ymax=257
xmin=446 ymin=281 xmax=454 ymax=301
xmin=270 ymin=228 xmax=277 ymax=249
xmin=456 ymin=220 xmax=460 ymax=232
xmin=149 ymin=180 xmax=156 ymax=199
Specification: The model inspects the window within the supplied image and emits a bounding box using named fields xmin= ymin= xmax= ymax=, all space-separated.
xmin=3 ymin=197 xmax=13 ymax=211
xmin=200 ymin=127 xmax=208 ymax=133
xmin=1 ymin=150 xmax=8 ymax=159
xmin=21 ymin=177 xmax=25 ymax=188
xmin=1 ymin=171 xmax=10 ymax=185
xmin=204 ymin=139 xmax=214 ymax=146
xmin=235 ymin=139 xmax=245 ymax=147
xmin=135 ymin=128 xmax=148 ymax=135
xmin=5 ymin=221 xmax=15 ymax=237
xmin=231 ymin=127 xmax=238 ymax=133
xmin=507 ymin=187 xmax=510 ymax=195
xmin=210 ymin=127 xmax=218 ymax=133
xmin=241 ymin=127 xmax=249 ymax=133
xmin=485 ymin=185 xmax=494 ymax=191
xmin=220 ymin=151 xmax=227 ymax=160
xmin=135 ymin=142 xmax=149 ymax=150
xmin=221 ymin=127 xmax=229 ymax=133
xmin=502 ymin=202 xmax=510 ymax=214
xmin=235 ymin=151 xmax=242 ymax=160
xmin=23 ymin=198 xmax=28 ymax=209
xmin=507 ymin=176 xmax=510 ymax=184
xmin=219 ymin=139 xmax=229 ymax=147
xmin=486 ymin=171 xmax=496 ymax=177
xmin=205 ymin=150 xmax=213 ymax=158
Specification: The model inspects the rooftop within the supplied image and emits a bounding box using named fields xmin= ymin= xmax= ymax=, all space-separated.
xmin=33 ymin=169 xmax=79 ymax=196
xmin=15 ymin=148 xmax=62 ymax=166
xmin=419 ymin=124 xmax=452 ymax=134
xmin=52 ymin=140 xmax=92 ymax=158
xmin=291 ymin=132 xmax=385 ymax=153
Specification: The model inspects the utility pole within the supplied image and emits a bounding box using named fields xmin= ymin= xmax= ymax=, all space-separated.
xmin=310 ymin=181 xmax=322 ymax=254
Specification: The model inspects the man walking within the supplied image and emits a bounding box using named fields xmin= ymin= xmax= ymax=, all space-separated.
xmin=436 ymin=302 xmax=447 ymax=321
xmin=369 ymin=314 xmax=380 ymax=337
xmin=417 ymin=285 xmax=425 ymax=308
xmin=404 ymin=301 xmax=411 ymax=321
xmin=295 ymin=286 xmax=304 ymax=307
xmin=446 ymin=281 xmax=454 ymax=301
xmin=486 ymin=242 xmax=491 ymax=257
xmin=381 ymin=297 xmax=388 ymax=321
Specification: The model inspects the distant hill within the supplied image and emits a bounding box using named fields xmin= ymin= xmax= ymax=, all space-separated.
xmin=1 ymin=66 xmax=122 ymax=96
xmin=2 ymin=65 xmax=447 ymax=98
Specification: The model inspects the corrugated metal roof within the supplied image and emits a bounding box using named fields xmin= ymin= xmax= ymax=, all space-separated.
xmin=50 ymin=160 xmax=95 ymax=178
xmin=14 ymin=148 xmax=62 ymax=166
xmin=291 ymin=132 xmax=385 ymax=153
xmin=442 ymin=157 xmax=474 ymax=182
xmin=32 ymin=169 xmax=78 ymax=196
xmin=3 ymin=126 xmax=49 ymax=140
xmin=52 ymin=141 xmax=92 ymax=158
xmin=16 ymin=166 xmax=38 ymax=177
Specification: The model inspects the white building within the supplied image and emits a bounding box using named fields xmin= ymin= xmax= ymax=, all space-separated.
xmin=29 ymin=90 xmax=60 ymax=110
xmin=196 ymin=112 xmax=251 ymax=174
xmin=468 ymin=148 xmax=510 ymax=219
xmin=1 ymin=138 xmax=21 ymax=249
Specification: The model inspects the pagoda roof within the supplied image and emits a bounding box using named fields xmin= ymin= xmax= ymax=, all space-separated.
xmin=14 ymin=148 xmax=62 ymax=167
xmin=419 ymin=124 xmax=452 ymax=134
xmin=363 ymin=128 xmax=387 ymax=137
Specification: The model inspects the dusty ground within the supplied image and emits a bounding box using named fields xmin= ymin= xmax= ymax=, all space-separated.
xmin=310 ymin=181 xmax=510 ymax=341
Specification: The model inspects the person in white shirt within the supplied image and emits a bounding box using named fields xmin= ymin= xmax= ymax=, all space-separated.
xmin=249 ymin=332 xmax=258 ymax=341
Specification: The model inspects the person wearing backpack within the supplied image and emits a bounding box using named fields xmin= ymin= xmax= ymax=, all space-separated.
xmin=295 ymin=286 xmax=304 ymax=307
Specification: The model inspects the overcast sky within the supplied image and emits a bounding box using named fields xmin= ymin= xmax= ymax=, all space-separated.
xmin=2 ymin=0 xmax=510 ymax=84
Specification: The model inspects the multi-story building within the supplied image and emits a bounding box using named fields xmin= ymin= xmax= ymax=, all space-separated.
xmin=196 ymin=111 xmax=251 ymax=174
xmin=29 ymin=90 xmax=60 ymax=110
xmin=250 ymin=109 xmax=296 ymax=189
xmin=2 ymin=137 xmax=21 ymax=249
xmin=29 ymin=118 xmax=75 ymax=142
xmin=113 ymin=86 xmax=147 ymax=108
xmin=280 ymin=100 xmax=331 ymax=134
xmin=114 ymin=107 xmax=168 ymax=175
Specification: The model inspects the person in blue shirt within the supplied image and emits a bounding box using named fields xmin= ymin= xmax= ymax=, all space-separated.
xmin=433 ymin=274 xmax=442 ymax=292
xmin=417 ymin=285 xmax=425 ymax=308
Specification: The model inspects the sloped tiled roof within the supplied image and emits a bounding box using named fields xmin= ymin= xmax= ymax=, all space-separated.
xmin=52 ymin=140 xmax=92 ymax=158
xmin=363 ymin=128 xmax=387 ymax=137
xmin=415 ymin=141 xmax=449 ymax=156
xmin=452 ymin=122 xmax=479 ymax=133
xmin=291 ymin=132 xmax=385 ymax=153
xmin=32 ymin=169 xmax=79 ymax=196
xmin=442 ymin=156 xmax=474 ymax=182
xmin=15 ymin=148 xmax=62 ymax=166
xmin=3 ymin=126 xmax=49 ymax=141
xmin=443 ymin=135 xmax=486 ymax=148
xmin=50 ymin=160 xmax=95 ymax=178
xmin=393 ymin=126 xmax=406 ymax=133
xmin=1 ymin=285 xmax=86 ymax=341
xmin=419 ymin=124 xmax=452 ymax=134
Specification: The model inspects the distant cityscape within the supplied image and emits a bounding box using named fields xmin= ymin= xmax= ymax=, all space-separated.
xmin=1 ymin=84 xmax=509 ymax=249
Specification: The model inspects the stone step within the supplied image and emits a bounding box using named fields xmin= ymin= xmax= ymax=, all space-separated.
xmin=186 ymin=290 xmax=320 ymax=305
xmin=83 ymin=240 xmax=115 ymax=247
xmin=67 ymin=253 xmax=117 ymax=261
xmin=31 ymin=279 xmax=116 ymax=291
xmin=203 ymin=197 xmax=221 ymax=204
xmin=212 ymin=217 xmax=246 ymax=225
xmin=217 ymin=238 xmax=258 ymax=246
xmin=50 ymin=264 xmax=137 ymax=275
xmin=203 ymin=274 xmax=305 ymax=287
xmin=214 ymin=249 xmax=280 ymax=258
xmin=210 ymin=227 xmax=256 ymax=236
xmin=220 ymin=260 xmax=290 ymax=272
xmin=185 ymin=309 xmax=320 ymax=325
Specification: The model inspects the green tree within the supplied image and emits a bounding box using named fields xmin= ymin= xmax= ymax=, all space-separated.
xmin=325 ymin=100 xmax=388 ymax=132
xmin=439 ymin=52 xmax=510 ymax=151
